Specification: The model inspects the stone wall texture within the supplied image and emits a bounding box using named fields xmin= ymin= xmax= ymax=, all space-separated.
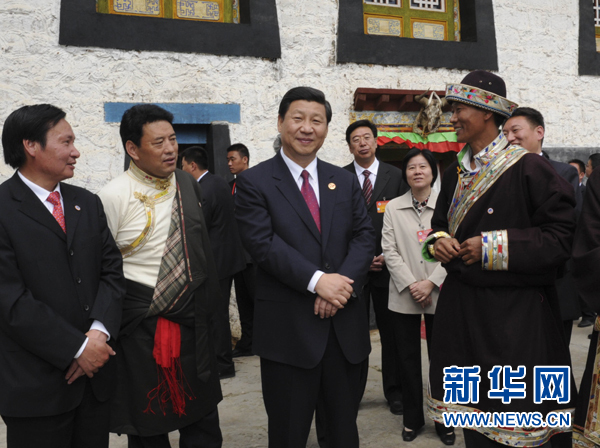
xmin=1 ymin=0 xmax=598 ymax=188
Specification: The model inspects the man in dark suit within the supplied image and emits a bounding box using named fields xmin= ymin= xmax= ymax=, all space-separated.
xmin=343 ymin=119 xmax=408 ymax=414
xmin=504 ymin=107 xmax=581 ymax=351
xmin=0 ymin=104 xmax=125 ymax=448
xmin=227 ymin=143 xmax=256 ymax=357
xmin=235 ymin=87 xmax=375 ymax=448
xmin=569 ymin=158 xmax=587 ymax=217
xmin=569 ymin=158 xmax=595 ymax=328
xmin=181 ymin=146 xmax=246 ymax=378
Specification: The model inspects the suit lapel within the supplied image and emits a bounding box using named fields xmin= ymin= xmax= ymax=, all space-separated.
xmin=10 ymin=174 xmax=67 ymax=242
xmin=318 ymin=160 xmax=336 ymax=250
xmin=62 ymin=184 xmax=81 ymax=248
xmin=273 ymin=153 xmax=321 ymax=242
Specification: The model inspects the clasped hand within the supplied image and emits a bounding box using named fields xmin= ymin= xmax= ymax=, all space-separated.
xmin=434 ymin=236 xmax=482 ymax=266
xmin=65 ymin=329 xmax=115 ymax=384
xmin=313 ymin=273 xmax=354 ymax=319
xmin=409 ymin=280 xmax=434 ymax=309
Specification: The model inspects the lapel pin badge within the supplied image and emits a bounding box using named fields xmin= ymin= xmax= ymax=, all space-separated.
xmin=75 ymin=205 xmax=81 ymax=211
xmin=328 ymin=183 xmax=336 ymax=190
xmin=487 ymin=208 xmax=493 ymax=214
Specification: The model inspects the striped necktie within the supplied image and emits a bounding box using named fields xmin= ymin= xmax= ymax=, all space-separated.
xmin=362 ymin=170 xmax=373 ymax=205
xmin=301 ymin=170 xmax=321 ymax=232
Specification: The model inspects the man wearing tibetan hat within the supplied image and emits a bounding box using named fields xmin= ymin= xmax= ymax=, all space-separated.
xmin=422 ymin=70 xmax=577 ymax=447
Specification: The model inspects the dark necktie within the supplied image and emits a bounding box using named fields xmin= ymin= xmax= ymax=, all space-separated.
xmin=46 ymin=191 xmax=66 ymax=233
xmin=301 ymin=170 xmax=320 ymax=232
xmin=362 ymin=170 xmax=373 ymax=205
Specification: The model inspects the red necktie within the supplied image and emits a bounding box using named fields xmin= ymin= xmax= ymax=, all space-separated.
xmin=46 ymin=191 xmax=66 ymax=233
xmin=362 ymin=170 xmax=373 ymax=205
xmin=301 ymin=170 xmax=320 ymax=233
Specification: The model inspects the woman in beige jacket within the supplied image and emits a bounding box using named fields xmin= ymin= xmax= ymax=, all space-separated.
xmin=381 ymin=148 xmax=452 ymax=444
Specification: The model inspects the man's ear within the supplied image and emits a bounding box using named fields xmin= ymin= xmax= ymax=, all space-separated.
xmin=23 ymin=139 xmax=39 ymax=158
xmin=125 ymin=140 xmax=139 ymax=161
xmin=536 ymin=125 xmax=545 ymax=142
xmin=242 ymin=157 xmax=248 ymax=165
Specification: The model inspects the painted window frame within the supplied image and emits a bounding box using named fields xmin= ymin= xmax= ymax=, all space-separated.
xmin=337 ymin=0 xmax=498 ymax=70
xmin=409 ymin=0 xmax=446 ymax=12
xmin=364 ymin=0 xmax=402 ymax=8
xmin=59 ymin=0 xmax=280 ymax=59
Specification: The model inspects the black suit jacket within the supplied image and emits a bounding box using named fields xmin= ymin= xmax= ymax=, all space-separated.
xmin=235 ymin=152 xmax=375 ymax=368
xmin=343 ymin=161 xmax=408 ymax=287
xmin=0 ymin=173 xmax=125 ymax=417
xmin=199 ymin=172 xmax=245 ymax=279
xmin=543 ymin=152 xmax=580 ymax=216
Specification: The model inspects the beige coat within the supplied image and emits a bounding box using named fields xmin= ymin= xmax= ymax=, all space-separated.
xmin=381 ymin=189 xmax=446 ymax=315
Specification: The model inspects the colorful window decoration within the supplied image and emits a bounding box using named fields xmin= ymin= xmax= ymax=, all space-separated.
xmin=410 ymin=0 xmax=444 ymax=11
xmin=364 ymin=14 xmax=403 ymax=36
xmin=364 ymin=0 xmax=401 ymax=7
xmin=97 ymin=0 xmax=240 ymax=23
xmin=111 ymin=0 xmax=160 ymax=16
xmin=363 ymin=0 xmax=460 ymax=41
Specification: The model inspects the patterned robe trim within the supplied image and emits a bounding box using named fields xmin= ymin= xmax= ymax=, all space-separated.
xmin=448 ymin=134 xmax=528 ymax=238
xmin=427 ymin=395 xmax=573 ymax=447
xmin=422 ymin=231 xmax=452 ymax=263
xmin=148 ymin=183 xmax=193 ymax=317
xmin=119 ymin=162 xmax=176 ymax=259
xmin=574 ymin=319 xmax=600 ymax=447
xmin=482 ymin=230 xmax=509 ymax=271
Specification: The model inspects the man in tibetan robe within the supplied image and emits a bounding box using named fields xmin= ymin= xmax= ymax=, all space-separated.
xmin=423 ymin=71 xmax=577 ymax=447
xmin=99 ymin=104 xmax=223 ymax=448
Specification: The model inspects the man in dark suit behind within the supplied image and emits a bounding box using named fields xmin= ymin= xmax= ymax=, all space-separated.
xmin=504 ymin=107 xmax=581 ymax=352
xmin=568 ymin=158 xmax=595 ymax=329
xmin=0 ymin=104 xmax=125 ymax=448
xmin=181 ymin=146 xmax=246 ymax=378
xmin=227 ymin=143 xmax=256 ymax=357
xmin=569 ymin=159 xmax=587 ymax=217
xmin=235 ymin=87 xmax=375 ymax=448
xmin=343 ymin=119 xmax=408 ymax=414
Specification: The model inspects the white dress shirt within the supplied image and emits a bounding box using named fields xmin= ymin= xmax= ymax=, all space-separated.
xmin=353 ymin=158 xmax=379 ymax=190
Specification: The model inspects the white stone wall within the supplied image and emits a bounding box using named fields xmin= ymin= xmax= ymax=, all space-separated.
xmin=1 ymin=0 xmax=598 ymax=190
xmin=1 ymin=0 xmax=597 ymax=339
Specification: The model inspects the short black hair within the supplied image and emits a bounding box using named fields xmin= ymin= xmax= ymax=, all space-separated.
xmin=509 ymin=107 xmax=545 ymax=129
xmin=227 ymin=143 xmax=250 ymax=163
xmin=278 ymin=87 xmax=332 ymax=124
xmin=590 ymin=153 xmax=600 ymax=171
xmin=345 ymin=120 xmax=378 ymax=144
xmin=120 ymin=104 xmax=174 ymax=150
xmin=2 ymin=104 xmax=66 ymax=169
xmin=568 ymin=159 xmax=586 ymax=175
xmin=181 ymin=146 xmax=208 ymax=170
xmin=402 ymin=148 xmax=438 ymax=187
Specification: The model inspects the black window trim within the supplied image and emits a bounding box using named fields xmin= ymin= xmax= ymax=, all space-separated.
xmin=336 ymin=0 xmax=498 ymax=70
xmin=579 ymin=0 xmax=600 ymax=76
xmin=59 ymin=0 xmax=281 ymax=59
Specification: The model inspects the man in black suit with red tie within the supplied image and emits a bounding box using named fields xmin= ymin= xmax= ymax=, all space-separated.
xmin=181 ymin=146 xmax=245 ymax=378
xmin=235 ymin=87 xmax=375 ymax=448
xmin=0 ymin=104 xmax=125 ymax=448
xmin=343 ymin=119 xmax=408 ymax=414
